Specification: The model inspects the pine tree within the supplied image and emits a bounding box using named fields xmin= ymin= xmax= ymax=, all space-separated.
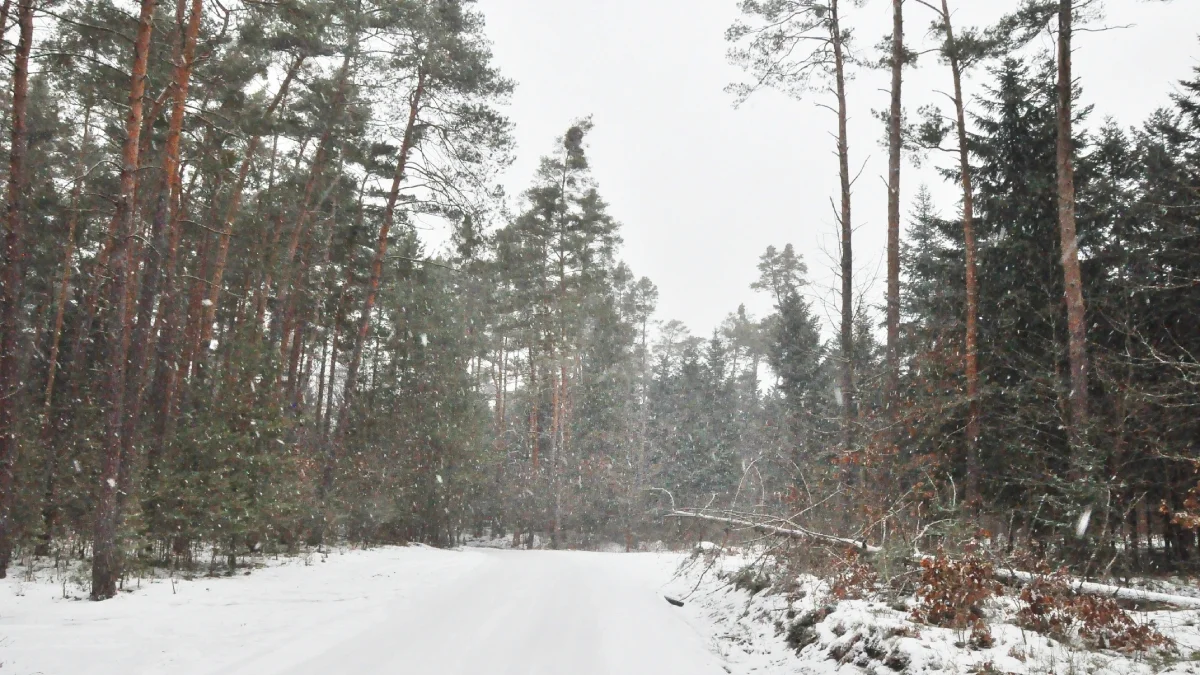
xmin=0 ymin=0 xmax=34 ymax=576
xmin=727 ymin=0 xmax=858 ymax=459
xmin=752 ymin=245 xmax=828 ymax=468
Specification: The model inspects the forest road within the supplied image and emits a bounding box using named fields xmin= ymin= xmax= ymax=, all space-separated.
xmin=282 ymin=549 xmax=729 ymax=675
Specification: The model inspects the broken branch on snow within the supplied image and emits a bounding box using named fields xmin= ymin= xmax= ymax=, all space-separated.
xmin=668 ymin=509 xmax=1200 ymax=610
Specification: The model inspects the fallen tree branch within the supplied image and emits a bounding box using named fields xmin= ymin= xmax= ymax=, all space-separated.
xmin=994 ymin=568 xmax=1200 ymax=610
xmin=668 ymin=510 xmax=881 ymax=555
xmin=669 ymin=509 xmax=1200 ymax=610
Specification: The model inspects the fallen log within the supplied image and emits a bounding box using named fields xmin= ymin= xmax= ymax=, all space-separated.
xmin=668 ymin=510 xmax=1200 ymax=610
xmin=668 ymin=510 xmax=881 ymax=554
xmin=994 ymin=568 xmax=1200 ymax=611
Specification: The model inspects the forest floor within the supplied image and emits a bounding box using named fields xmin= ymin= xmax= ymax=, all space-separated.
xmin=4 ymin=543 xmax=1200 ymax=674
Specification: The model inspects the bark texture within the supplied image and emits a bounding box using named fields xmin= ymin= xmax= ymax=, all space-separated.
xmin=0 ymin=0 xmax=35 ymax=577
xmin=885 ymin=0 xmax=904 ymax=438
xmin=93 ymin=0 xmax=158 ymax=600
xmin=831 ymin=0 xmax=855 ymax=459
xmin=1056 ymin=0 xmax=1090 ymax=478
xmin=941 ymin=0 xmax=983 ymax=506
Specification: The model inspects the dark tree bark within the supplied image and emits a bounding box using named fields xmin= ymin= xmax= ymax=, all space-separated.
xmin=885 ymin=0 xmax=903 ymax=437
xmin=181 ymin=165 xmax=223 ymax=383
xmin=0 ymin=0 xmax=34 ymax=577
xmin=831 ymin=0 xmax=855 ymax=459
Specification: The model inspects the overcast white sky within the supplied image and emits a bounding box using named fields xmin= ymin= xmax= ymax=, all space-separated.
xmin=466 ymin=0 xmax=1200 ymax=339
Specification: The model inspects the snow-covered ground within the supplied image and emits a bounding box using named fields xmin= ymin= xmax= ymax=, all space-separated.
xmin=6 ymin=543 xmax=1200 ymax=674
xmin=0 ymin=546 xmax=725 ymax=675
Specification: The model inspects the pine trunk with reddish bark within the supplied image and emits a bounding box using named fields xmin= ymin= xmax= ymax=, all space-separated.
xmin=93 ymin=0 xmax=158 ymax=600
xmin=273 ymin=51 xmax=354 ymax=362
xmin=941 ymin=0 xmax=983 ymax=506
xmin=120 ymin=0 xmax=205 ymax=527
xmin=195 ymin=57 xmax=304 ymax=370
xmin=0 ymin=0 xmax=34 ymax=577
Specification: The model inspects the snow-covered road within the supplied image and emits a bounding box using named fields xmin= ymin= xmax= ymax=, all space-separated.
xmin=1 ymin=547 xmax=729 ymax=675
xmin=288 ymin=550 xmax=727 ymax=675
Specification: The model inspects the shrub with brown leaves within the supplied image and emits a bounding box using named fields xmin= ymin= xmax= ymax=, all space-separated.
xmin=911 ymin=548 xmax=1003 ymax=647
xmin=831 ymin=549 xmax=878 ymax=600
xmin=1016 ymin=570 xmax=1170 ymax=653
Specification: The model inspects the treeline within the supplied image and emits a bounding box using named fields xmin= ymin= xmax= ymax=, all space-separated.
xmin=0 ymin=0 xmax=520 ymax=597
xmin=699 ymin=0 xmax=1200 ymax=576
xmin=666 ymin=52 xmax=1200 ymax=576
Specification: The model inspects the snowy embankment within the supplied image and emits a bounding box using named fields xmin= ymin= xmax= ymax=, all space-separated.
xmin=664 ymin=546 xmax=1200 ymax=675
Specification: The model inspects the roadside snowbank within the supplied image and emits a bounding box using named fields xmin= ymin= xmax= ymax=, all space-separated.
xmin=664 ymin=547 xmax=1200 ymax=675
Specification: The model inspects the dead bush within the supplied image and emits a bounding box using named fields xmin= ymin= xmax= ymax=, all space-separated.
xmin=831 ymin=549 xmax=878 ymax=600
xmin=910 ymin=548 xmax=1002 ymax=644
xmin=1016 ymin=569 xmax=1170 ymax=653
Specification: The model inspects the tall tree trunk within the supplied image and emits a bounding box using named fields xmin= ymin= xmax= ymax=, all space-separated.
xmin=529 ymin=345 xmax=538 ymax=471
xmin=325 ymin=69 xmax=427 ymax=501
xmin=316 ymin=324 xmax=330 ymax=419
xmin=301 ymin=208 xmax=337 ymax=411
xmin=319 ymin=189 xmax=363 ymax=441
xmin=93 ymin=0 xmax=157 ymax=600
xmin=494 ymin=338 xmax=505 ymax=438
xmin=885 ymin=0 xmax=903 ymax=437
xmin=145 ymin=172 xmax=188 ymax=489
xmin=1056 ymin=0 xmax=1089 ymax=483
xmin=121 ymin=0 xmax=204 ymax=527
xmin=831 ymin=0 xmax=855 ymax=460
xmin=638 ymin=316 xmax=649 ymax=494
xmin=62 ymin=89 xmax=169 ymax=404
xmin=147 ymin=136 xmax=206 ymax=442
xmin=286 ymin=240 xmax=312 ymax=399
xmin=553 ymin=362 xmax=567 ymax=547
xmin=941 ymin=0 xmax=982 ymax=506
xmin=0 ymin=0 xmax=34 ymax=577
xmin=548 ymin=365 xmax=561 ymax=548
